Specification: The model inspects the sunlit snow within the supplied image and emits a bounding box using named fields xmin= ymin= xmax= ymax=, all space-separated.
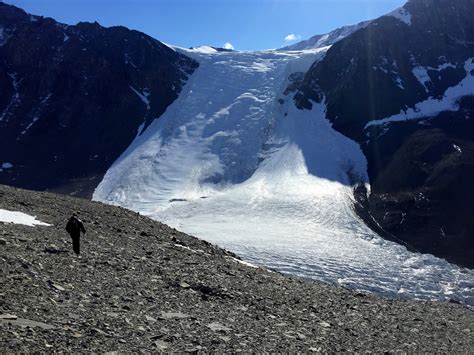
xmin=0 ymin=209 xmax=51 ymax=226
xmin=95 ymin=49 xmax=474 ymax=306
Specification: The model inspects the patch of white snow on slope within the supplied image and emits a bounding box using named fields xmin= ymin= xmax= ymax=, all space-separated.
xmin=0 ymin=209 xmax=51 ymax=226
xmin=388 ymin=7 xmax=412 ymax=26
xmin=366 ymin=58 xmax=474 ymax=129
xmin=95 ymin=50 xmax=474 ymax=306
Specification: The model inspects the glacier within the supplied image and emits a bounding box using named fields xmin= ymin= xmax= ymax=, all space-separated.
xmin=94 ymin=48 xmax=474 ymax=306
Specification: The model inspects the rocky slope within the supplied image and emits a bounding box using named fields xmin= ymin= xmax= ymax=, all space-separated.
xmin=1 ymin=184 xmax=473 ymax=352
xmin=295 ymin=0 xmax=474 ymax=267
xmin=0 ymin=3 xmax=198 ymax=197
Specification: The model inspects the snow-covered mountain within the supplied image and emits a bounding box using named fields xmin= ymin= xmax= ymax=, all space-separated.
xmin=279 ymin=20 xmax=370 ymax=51
xmin=94 ymin=45 xmax=474 ymax=306
xmin=1 ymin=0 xmax=474 ymax=304
xmin=0 ymin=3 xmax=197 ymax=197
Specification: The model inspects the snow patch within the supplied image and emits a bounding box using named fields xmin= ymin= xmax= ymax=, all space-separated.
xmin=412 ymin=66 xmax=431 ymax=92
xmin=412 ymin=62 xmax=458 ymax=92
xmin=20 ymin=94 xmax=52 ymax=135
xmin=0 ymin=209 xmax=51 ymax=226
xmin=0 ymin=73 xmax=22 ymax=122
xmin=388 ymin=7 xmax=412 ymax=26
xmin=129 ymin=86 xmax=150 ymax=110
xmin=229 ymin=257 xmax=258 ymax=268
xmin=395 ymin=76 xmax=405 ymax=89
xmin=0 ymin=162 xmax=13 ymax=172
xmin=124 ymin=54 xmax=137 ymax=69
xmin=365 ymin=58 xmax=474 ymax=129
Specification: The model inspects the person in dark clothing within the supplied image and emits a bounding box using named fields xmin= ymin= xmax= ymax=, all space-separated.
xmin=66 ymin=214 xmax=86 ymax=255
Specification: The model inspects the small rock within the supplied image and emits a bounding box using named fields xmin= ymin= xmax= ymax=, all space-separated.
xmin=145 ymin=315 xmax=157 ymax=323
xmin=48 ymin=281 xmax=65 ymax=292
xmin=207 ymin=322 xmax=230 ymax=332
xmin=160 ymin=311 xmax=189 ymax=320
xmin=154 ymin=340 xmax=169 ymax=350
xmin=297 ymin=333 xmax=306 ymax=340
xmin=180 ymin=282 xmax=191 ymax=289
xmin=0 ymin=314 xmax=18 ymax=320
xmin=319 ymin=321 xmax=331 ymax=328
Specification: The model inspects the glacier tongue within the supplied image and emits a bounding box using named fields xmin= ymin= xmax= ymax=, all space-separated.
xmin=94 ymin=49 xmax=474 ymax=306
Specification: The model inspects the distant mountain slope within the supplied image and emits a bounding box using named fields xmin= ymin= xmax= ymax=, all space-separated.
xmin=294 ymin=0 xmax=474 ymax=267
xmin=279 ymin=20 xmax=370 ymax=51
xmin=0 ymin=3 xmax=198 ymax=197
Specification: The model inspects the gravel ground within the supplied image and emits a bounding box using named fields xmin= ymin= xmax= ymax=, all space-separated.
xmin=1 ymin=184 xmax=473 ymax=352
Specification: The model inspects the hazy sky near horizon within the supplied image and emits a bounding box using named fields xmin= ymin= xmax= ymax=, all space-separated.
xmin=4 ymin=0 xmax=405 ymax=50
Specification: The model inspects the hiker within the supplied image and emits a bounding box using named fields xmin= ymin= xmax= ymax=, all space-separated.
xmin=66 ymin=214 xmax=86 ymax=255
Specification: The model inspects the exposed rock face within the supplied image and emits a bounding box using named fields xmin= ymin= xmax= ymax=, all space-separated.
xmin=1 ymin=184 xmax=473 ymax=352
xmin=295 ymin=0 xmax=474 ymax=267
xmin=0 ymin=3 xmax=198 ymax=197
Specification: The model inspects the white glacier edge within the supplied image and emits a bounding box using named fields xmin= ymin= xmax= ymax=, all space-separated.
xmin=94 ymin=49 xmax=474 ymax=306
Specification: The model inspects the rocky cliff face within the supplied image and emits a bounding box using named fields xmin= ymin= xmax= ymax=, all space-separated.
xmin=1 ymin=184 xmax=473 ymax=352
xmin=295 ymin=0 xmax=474 ymax=267
xmin=0 ymin=3 xmax=198 ymax=197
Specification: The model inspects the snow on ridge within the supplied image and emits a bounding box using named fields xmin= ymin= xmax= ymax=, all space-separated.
xmin=0 ymin=209 xmax=51 ymax=226
xmin=129 ymin=86 xmax=150 ymax=110
xmin=412 ymin=66 xmax=431 ymax=92
xmin=365 ymin=58 xmax=474 ymax=129
xmin=280 ymin=21 xmax=370 ymax=51
xmin=0 ymin=162 xmax=13 ymax=172
xmin=20 ymin=93 xmax=52 ymax=135
xmin=0 ymin=73 xmax=22 ymax=122
xmin=412 ymin=62 xmax=458 ymax=92
xmin=388 ymin=7 xmax=412 ymax=26
xmin=188 ymin=46 xmax=218 ymax=54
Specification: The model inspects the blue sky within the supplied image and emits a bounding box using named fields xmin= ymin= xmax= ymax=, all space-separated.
xmin=4 ymin=0 xmax=405 ymax=50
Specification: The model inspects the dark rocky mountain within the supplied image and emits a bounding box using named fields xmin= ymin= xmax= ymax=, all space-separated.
xmin=1 ymin=184 xmax=473 ymax=352
xmin=280 ymin=20 xmax=371 ymax=51
xmin=295 ymin=0 xmax=474 ymax=267
xmin=0 ymin=3 xmax=198 ymax=197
